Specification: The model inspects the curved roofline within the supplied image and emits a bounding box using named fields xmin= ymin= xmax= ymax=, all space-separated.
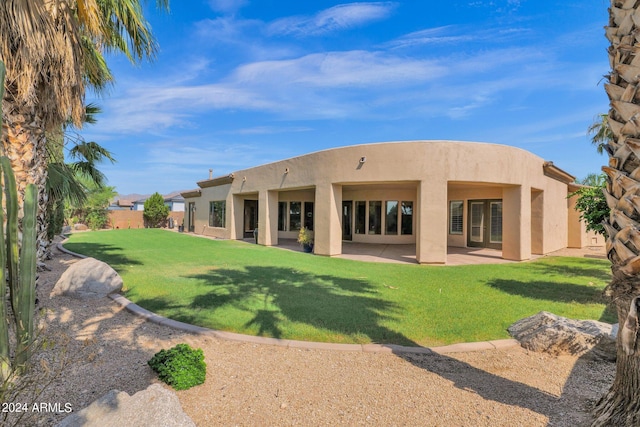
xmin=232 ymin=140 xmax=547 ymax=175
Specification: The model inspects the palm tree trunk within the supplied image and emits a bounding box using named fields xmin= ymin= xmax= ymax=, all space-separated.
xmin=593 ymin=1 xmax=640 ymax=425
xmin=1 ymin=101 xmax=49 ymax=262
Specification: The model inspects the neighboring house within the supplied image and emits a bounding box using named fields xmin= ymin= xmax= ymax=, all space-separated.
xmin=132 ymin=198 xmax=146 ymax=211
xmin=163 ymin=192 xmax=185 ymax=212
xmin=107 ymin=199 xmax=134 ymax=210
xmin=133 ymin=193 xmax=185 ymax=212
xmin=181 ymin=141 xmax=602 ymax=264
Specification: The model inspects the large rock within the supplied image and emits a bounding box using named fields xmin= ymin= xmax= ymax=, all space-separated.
xmin=508 ymin=311 xmax=617 ymax=361
xmin=52 ymin=258 xmax=122 ymax=299
xmin=56 ymin=384 xmax=195 ymax=427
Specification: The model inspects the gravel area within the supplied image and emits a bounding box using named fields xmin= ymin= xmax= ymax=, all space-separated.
xmin=11 ymin=239 xmax=616 ymax=426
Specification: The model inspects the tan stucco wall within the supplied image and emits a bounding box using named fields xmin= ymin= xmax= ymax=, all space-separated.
xmin=567 ymin=193 xmax=606 ymax=248
xmin=188 ymin=183 xmax=233 ymax=239
xmin=183 ymin=141 xmax=587 ymax=263
xmin=540 ymin=179 xmax=570 ymax=253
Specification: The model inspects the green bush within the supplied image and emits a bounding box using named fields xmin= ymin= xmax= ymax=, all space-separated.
xmin=143 ymin=192 xmax=169 ymax=228
xmin=148 ymin=343 xmax=206 ymax=390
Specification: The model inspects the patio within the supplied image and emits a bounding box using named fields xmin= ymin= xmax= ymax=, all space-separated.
xmin=274 ymin=239 xmax=531 ymax=266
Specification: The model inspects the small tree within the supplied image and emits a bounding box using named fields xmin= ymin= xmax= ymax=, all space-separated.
xmin=67 ymin=181 xmax=116 ymax=230
xmin=570 ymin=174 xmax=609 ymax=236
xmin=143 ymin=193 xmax=169 ymax=228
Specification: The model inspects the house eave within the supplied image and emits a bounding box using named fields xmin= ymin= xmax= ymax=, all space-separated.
xmin=181 ymin=189 xmax=202 ymax=198
xmin=543 ymin=161 xmax=575 ymax=184
xmin=197 ymin=173 xmax=235 ymax=188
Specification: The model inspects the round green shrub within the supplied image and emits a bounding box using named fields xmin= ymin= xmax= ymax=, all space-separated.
xmin=148 ymin=343 xmax=206 ymax=390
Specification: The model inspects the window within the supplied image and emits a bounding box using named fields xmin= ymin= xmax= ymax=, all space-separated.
xmin=290 ymin=202 xmax=301 ymax=230
xmin=304 ymin=202 xmax=314 ymax=230
xmin=449 ymin=201 xmax=463 ymax=235
xmin=355 ymin=201 xmax=366 ymax=234
xmin=401 ymin=201 xmax=413 ymax=235
xmin=385 ymin=201 xmax=398 ymax=235
xmin=369 ymin=201 xmax=382 ymax=234
xmin=278 ymin=201 xmax=287 ymax=231
xmin=209 ymin=201 xmax=226 ymax=228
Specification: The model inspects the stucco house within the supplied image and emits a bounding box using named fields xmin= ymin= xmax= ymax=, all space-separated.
xmin=181 ymin=141 xmax=601 ymax=264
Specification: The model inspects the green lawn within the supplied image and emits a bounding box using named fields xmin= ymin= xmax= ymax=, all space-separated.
xmin=63 ymin=229 xmax=614 ymax=347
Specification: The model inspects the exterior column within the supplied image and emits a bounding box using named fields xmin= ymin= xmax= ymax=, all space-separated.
xmin=258 ymin=190 xmax=278 ymax=246
xmin=232 ymin=194 xmax=244 ymax=240
xmin=502 ymin=185 xmax=531 ymax=261
xmin=314 ymin=183 xmax=342 ymax=256
xmin=531 ymin=189 xmax=544 ymax=254
xmin=416 ymin=179 xmax=447 ymax=264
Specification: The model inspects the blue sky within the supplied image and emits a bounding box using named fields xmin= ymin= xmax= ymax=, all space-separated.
xmin=84 ymin=0 xmax=611 ymax=195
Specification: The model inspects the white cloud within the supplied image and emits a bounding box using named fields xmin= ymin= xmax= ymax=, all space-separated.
xmin=386 ymin=25 xmax=532 ymax=49
xmin=195 ymin=16 xmax=260 ymax=41
xmin=231 ymin=51 xmax=445 ymax=87
xmin=268 ymin=2 xmax=397 ymax=36
xmin=94 ymin=42 xmax=569 ymax=135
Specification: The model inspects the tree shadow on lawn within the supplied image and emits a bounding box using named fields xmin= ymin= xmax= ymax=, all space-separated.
xmin=183 ymin=266 xmax=416 ymax=346
xmin=526 ymin=257 xmax=611 ymax=282
xmin=62 ymin=242 xmax=142 ymax=272
xmin=486 ymin=279 xmax=616 ymax=323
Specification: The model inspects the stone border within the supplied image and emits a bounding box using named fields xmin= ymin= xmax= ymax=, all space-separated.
xmin=57 ymin=239 xmax=519 ymax=355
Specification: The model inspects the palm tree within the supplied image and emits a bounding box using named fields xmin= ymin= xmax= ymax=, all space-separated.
xmin=46 ymin=104 xmax=115 ymax=242
xmin=588 ymin=113 xmax=615 ymax=155
xmin=0 ymin=0 xmax=168 ymax=256
xmin=593 ymin=2 xmax=640 ymax=425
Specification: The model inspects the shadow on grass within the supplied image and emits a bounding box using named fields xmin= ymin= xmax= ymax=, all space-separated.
xmin=527 ymin=257 xmax=611 ymax=281
xmin=182 ymin=266 xmax=416 ymax=346
xmin=487 ymin=279 xmax=607 ymax=305
xmin=486 ymin=278 xmax=616 ymax=323
xmin=62 ymin=242 xmax=143 ymax=272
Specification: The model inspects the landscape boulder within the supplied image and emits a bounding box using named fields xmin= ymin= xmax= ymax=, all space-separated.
xmin=508 ymin=311 xmax=617 ymax=361
xmin=56 ymin=383 xmax=195 ymax=427
xmin=52 ymin=257 xmax=122 ymax=299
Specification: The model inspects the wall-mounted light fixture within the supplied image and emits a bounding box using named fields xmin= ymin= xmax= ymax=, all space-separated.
xmin=243 ymin=176 xmax=247 ymax=182
xmin=359 ymin=156 xmax=366 ymax=164
xmin=285 ymin=168 xmax=290 ymax=174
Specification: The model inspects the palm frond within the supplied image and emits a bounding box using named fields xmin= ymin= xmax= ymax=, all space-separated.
xmin=69 ymin=161 xmax=109 ymax=188
xmin=587 ymin=113 xmax=614 ymax=155
xmin=46 ymin=162 xmax=88 ymax=206
xmin=68 ymin=141 xmax=116 ymax=164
